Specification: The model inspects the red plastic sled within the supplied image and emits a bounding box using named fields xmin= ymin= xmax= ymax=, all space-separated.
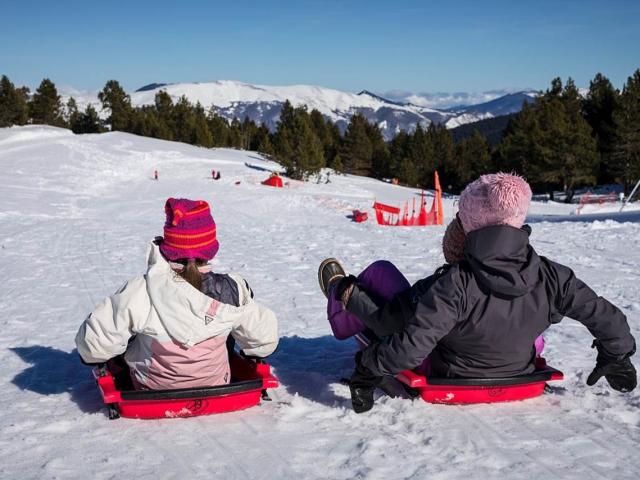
xmin=93 ymin=355 xmax=279 ymax=419
xmin=352 ymin=210 xmax=368 ymax=223
xmin=396 ymin=358 xmax=563 ymax=405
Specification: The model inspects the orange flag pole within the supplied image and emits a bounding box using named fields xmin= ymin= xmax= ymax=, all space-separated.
xmin=434 ymin=170 xmax=443 ymax=225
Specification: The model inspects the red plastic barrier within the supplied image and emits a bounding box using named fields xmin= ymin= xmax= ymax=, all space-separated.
xmin=373 ymin=171 xmax=443 ymax=226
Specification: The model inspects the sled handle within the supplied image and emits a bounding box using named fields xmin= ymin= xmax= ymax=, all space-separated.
xmin=396 ymin=370 xmax=427 ymax=388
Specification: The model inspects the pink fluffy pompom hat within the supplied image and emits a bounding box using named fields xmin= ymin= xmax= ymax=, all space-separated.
xmin=458 ymin=172 xmax=532 ymax=234
xmin=159 ymin=198 xmax=219 ymax=262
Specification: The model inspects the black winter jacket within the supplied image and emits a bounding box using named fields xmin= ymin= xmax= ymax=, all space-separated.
xmin=357 ymin=225 xmax=635 ymax=378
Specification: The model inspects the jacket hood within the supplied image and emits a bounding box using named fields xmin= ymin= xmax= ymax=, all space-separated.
xmin=463 ymin=225 xmax=540 ymax=299
xmin=144 ymin=242 xmax=252 ymax=347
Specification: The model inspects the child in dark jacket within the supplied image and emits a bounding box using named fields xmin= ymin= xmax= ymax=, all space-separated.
xmin=320 ymin=173 xmax=636 ymax=413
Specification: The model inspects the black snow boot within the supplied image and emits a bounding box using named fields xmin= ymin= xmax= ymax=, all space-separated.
xmin=318 ymin=258 xmax=346 ymax=299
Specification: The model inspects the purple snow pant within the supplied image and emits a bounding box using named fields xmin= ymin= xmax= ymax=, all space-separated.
xmin=327 ymin=261 xmax=544 ymax=374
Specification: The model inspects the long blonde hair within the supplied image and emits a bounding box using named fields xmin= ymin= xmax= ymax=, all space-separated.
xmin=176 ymin=259 xmax=207 ymax=291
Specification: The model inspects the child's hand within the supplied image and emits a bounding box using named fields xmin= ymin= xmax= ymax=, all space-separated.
xmin=586 ymin=343 xmax=637 ymax=392
xmin=335 ymin=275 xmax=357 ymax=307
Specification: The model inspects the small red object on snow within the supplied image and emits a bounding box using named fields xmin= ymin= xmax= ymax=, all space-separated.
xmin=262 ymin=173 xmax=284 ymax=188
xmin=352 ymin=210 xmax=368 ymax=223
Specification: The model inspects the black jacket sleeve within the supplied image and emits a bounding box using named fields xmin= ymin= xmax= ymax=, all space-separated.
xmin=345 ymin=265 xmax=453 ymax=338
xmin=360 ymin=267 xmax=465 ymax=376
xmin=544 ymin=258 xmax=635 ymax=359
xmin=345 ymin=285 xmax=413 ymax=337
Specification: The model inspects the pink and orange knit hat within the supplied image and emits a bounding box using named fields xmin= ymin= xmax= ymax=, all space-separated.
xmin=457 ymin=172 xmax=532 ymax=233
xmin=159 ymin=198 xmax=219 ymax=261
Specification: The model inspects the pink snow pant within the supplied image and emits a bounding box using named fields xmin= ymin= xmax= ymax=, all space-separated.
xmin=327 ymin=261 xmax=545 ymax=374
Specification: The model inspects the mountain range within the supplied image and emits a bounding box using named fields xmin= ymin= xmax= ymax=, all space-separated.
xmin=64 ymin=81 xmax=538 ymax=139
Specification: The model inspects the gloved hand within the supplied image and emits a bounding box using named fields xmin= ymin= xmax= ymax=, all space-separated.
xmin=349 ymin=351 xmax=383 ymax=413
xmin=586 ymin=341 xmax=637 ymax=392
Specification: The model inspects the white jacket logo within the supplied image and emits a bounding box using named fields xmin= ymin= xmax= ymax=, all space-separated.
xmin=204 ymin=315 xmax=214 ymax=325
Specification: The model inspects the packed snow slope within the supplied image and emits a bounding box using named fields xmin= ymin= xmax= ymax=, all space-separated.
xmin=1 ymin=126 xmax=639 ymax=480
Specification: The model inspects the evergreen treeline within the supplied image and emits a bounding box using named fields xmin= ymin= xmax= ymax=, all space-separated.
xmin=450 ymin=113 xmax=516 ymax=147
xmin=1 ymin=70 xmax=639 ymax=198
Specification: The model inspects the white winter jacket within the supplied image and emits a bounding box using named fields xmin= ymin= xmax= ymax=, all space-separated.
xmin=75 ymin=242 xmax=279 ymax=389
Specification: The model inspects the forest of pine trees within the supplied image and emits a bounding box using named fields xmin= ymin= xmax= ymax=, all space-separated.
xmin=1 ymin=70 xmax=639 ymax=199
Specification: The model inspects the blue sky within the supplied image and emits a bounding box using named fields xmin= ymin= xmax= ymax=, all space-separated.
xmin=1 ymin=0 xmax=639 ymax=95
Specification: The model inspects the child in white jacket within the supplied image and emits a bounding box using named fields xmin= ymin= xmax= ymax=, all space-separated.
xmin=76 ymin=198 xmax=278 ymax=390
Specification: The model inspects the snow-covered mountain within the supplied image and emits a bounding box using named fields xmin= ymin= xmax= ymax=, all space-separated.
xmin=63 ymin=81 xmax=537 ymax=139
xmin=130 ymin=81 xmax=537 ymax=138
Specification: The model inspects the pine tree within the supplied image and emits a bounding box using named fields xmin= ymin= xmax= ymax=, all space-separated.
xmin=430 ymin=123 xmax=455 ymax=184
xmin=309 ymin=108 xmax=338 ymax=167
xmin=254 ymin=123 xmax=275 ymax=156
xmin=207 ymin=109 xmax=230 ymax=147
xmin=273 ymin=104 xmax=324 ymax=179
xmin=404 ymin=124 xmax=436 ymax=187
xmin=98 ymin=80 xmax=132 ymax=131
xmin=340 ymin=113 xmax=373 ymax=176
xmin=397 ymin=158 xmax=419 ymax=186
xmin=273 ymin=100 xmax=297 ymax=171
xmin=290 ymin=112 xmax=324 ymax=179
xmin=154 ymin=91 xmax=174 ymax=140
xmin=500 ymin=79 xmax=598 ymax=201
xmin=65 ymin=97 xmax=80 ymax=127
xmin=172 ymin=95 xmax=196 ymax=144
xmin=583 ymin=73 xmax=620 ymax=183
xmin=387 ymin=130 xmax=410 ymax=180
xmin=238 ymin=117 xmax=258 ymax=150
xmin=228 ymin=118 xmax=243 ymax=149
xmin=498 ymin=102 xmax=544 ymax=181
xmin=455 ymin=130 xmax=492 ymax=186
xmin=330 ymin=152 xmax=345 ymax=174
xmin=72 ymin=104 xmax=103 ymax=134
xmin=192 ymin=102 xmax=213 ymax=148
xmin=366 ymin=120 xmax=390 ymax=179
xmin=545 ymin=77 xmax=563 ymax=99
xmin=612 ymin=69 xmax=640 ymax=193
xmin=0 ymin=75 xmax=29 ymax=126
xmin=14 ymin=86 xmax=30 ymax=125
xmin=29 ymin=78 xmax=64 ymax=126
xmin=535 ymin=91 xmax=598 ymax=201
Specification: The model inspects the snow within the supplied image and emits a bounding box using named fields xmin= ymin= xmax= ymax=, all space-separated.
xmin=130 ymin=80 xmax=429 ymax=123
xmin=1 ymin=125 xmax=639 ymax=480
xmin=445 ymin=112 xmax=494 ymax=129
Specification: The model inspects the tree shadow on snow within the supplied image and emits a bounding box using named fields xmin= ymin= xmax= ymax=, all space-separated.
xmin=244 ymin=161 xmax=273 ymax=173
xmin=269 ymin=335 xmax=358 ymax=408
xmin=10 ymin=346 xmax=103 ymax=415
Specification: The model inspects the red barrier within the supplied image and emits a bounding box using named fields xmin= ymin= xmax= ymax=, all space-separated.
xmin=373 ymin=171 xmax=443 ymax=226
